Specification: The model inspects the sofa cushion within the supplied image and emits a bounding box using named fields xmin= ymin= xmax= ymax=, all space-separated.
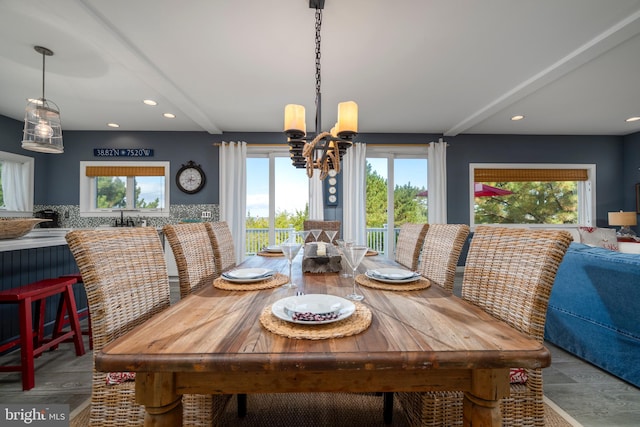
xmin=578 ymin=227 xmax=618 ymax=251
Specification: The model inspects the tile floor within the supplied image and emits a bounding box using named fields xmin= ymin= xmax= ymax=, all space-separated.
xmin=0 ymin=277 xmax=639 ymax=426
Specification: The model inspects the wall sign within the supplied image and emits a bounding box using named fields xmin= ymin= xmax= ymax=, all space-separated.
xmin=94 ymin=148 xmax=154 ymax=157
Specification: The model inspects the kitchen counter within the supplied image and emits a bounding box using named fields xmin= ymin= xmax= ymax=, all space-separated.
xmin=0 ymin=228 xmax=72 ymax=252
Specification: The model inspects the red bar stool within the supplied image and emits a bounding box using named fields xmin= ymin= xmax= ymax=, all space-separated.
xmin=0 ymin=277 xmax=85 ymax=390
xmin=60 ymin=273 xmax=93 ymax=349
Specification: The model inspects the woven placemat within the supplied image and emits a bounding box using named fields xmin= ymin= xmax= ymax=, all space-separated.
xmin=258 ymin=251 xmax=284 ymax=257
xmin=214 ymin=273 xmax=289 ymax=291
xmin=260 ymin=302 xmax=372 ymax=340
xmin=355 ymin=274 xmax=431 ymax=291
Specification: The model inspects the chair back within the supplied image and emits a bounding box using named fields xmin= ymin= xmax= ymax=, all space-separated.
xmin=418 ymin=224 xmax=470 ymax=292
xmin=461 ymin=226 xmax=572 ymax=341
xmin=395 ymin=223 xmax=429 ymax=270
xmin=66 ymin=227 xmax=171 ymax=353
xmin=163 ymin=222 xmax=218 ymax=299
xmin=303 ymin=220 xmax=341 ymax=243
xmin=206 ymin=221 xmax=237 ymax=273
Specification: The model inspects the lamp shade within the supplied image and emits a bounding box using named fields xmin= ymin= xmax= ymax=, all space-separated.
xmin=284 ymin=104 xmax=306 ymax=137
xmin=336 ymin=101 xmax=358 ymax=136
xmin=22 ymin=99 xmax=64 ymax=154
xmin=608 ymin=211 xmax=637 ymax=226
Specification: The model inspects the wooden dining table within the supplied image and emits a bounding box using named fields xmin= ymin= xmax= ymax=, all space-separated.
xmin=95 ymin=251 xmax=551 ymax=426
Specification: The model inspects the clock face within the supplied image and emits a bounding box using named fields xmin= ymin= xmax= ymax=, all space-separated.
xmin=177 ymin=162 xmax=206 ymax=194
xmin=328 ymin=186 xmax=337 ymax=194
xmin=328 ymin=169 xmax=338 ymax=177
xmin=328 ymin=177 xmax=337 ymax=185
xmin=328 ymin=195 xmax=337 ymax=203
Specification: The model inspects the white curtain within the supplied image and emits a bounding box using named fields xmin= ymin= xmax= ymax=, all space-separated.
xmin=578 ymin=180 xmax=593 ymax=226
xmin=342 ymin=142 xmax=367 ymax=244
xmin=308 ymin=173 xmax=324 ymax=220
xmin=427 ymin=139 xmax=448 ymax=223
xmin=219 ymin=141 xmax=247 ymax=264
xmin=1 ymin=160 xmax=29 ymax=211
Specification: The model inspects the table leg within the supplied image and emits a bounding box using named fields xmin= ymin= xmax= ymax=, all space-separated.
xmin=135 ymin=372 xmax=182 ymax=427
xmin=463 ymin=368 xmax=509 ymax=427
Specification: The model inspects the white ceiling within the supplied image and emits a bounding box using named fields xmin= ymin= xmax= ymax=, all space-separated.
xmin=1 ymin=0 xmax=640 ymax=137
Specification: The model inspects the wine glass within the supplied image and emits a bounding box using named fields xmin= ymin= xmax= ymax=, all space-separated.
xmin=324 ymin=230 xmax=338 ymax=245
xmin=342 ymin=244 xmax=368 ymax=301
xmin=310 ymin=229 xmax=323 ymax=243
xmin=336 ymin=239 xmax=351 ymax=277
xmin=281 ymin=232 xmax=303 ymax=289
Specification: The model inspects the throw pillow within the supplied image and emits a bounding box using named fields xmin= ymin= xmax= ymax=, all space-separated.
xmin=578 ymin=227 xmax=619 ymax=251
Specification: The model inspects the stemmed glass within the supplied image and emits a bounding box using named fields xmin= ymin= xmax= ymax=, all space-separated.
xmin=336 ymin=239 xmax=351 ymax=277
xmin=310 ymin=229 xmax=323 ymax=243
xmin=342 ymin=244 xmax=368 ymax=301
xmin=324 ymin=230 xmax=338 ymax=245
xmin=281 ymin=232 xmax=303 ymax=289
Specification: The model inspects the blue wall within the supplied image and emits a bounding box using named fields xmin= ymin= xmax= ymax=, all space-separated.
xmin=2 ymin=114 xmax=639 ymax=225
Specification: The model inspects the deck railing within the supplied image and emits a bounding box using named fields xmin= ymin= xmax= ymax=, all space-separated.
xmin=245 ymin=226 xmax=400 ymax=256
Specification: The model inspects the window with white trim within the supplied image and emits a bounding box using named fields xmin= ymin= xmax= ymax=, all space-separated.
xmin=366 ymin=145 xmax=429 ymax=256
xmin=80 ymin=161 xmax=170 ymax=217
xmin=469 ymin=163 xmax=596 ymax=228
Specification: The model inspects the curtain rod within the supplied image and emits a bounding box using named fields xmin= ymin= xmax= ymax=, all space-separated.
xmin=212 ymin=142 xmax=447 ymax=147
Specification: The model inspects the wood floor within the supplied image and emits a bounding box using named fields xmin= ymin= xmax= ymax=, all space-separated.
xmin=1 ymin=277 xmax=639 ymax=426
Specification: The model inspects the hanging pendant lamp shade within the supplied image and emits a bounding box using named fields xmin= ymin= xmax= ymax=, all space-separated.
xmin=22 ymin=46 xmax=64 ymax=154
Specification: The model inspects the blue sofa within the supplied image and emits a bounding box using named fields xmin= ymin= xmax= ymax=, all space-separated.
xmin=545 ymin=242 xmax=640 ymax=388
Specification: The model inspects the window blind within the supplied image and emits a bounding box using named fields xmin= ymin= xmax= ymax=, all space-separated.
xmin=85 ymin=166 xmax=165 ymax=177
xmin=474 ymin=168 xmax=588 ymax=182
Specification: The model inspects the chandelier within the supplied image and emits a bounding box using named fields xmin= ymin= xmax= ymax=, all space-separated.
xmin=284 ymin=0 xmax=358 ymax=180
xmin=22 ymin=46 xmax=64 ymax=154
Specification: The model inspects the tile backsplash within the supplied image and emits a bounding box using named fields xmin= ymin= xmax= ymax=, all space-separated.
xmin=32 ymin=204 xmax=220 ymax=229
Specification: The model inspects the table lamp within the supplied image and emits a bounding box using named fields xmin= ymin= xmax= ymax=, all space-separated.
xmin=608 ymin=211 xmax=638 ymax=238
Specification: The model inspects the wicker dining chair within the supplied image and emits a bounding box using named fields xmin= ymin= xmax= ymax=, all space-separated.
xmin=394 ymin=223 xmax=429 ymax=271
xmin=303 ymin=220 xmax=341 ymax=243
xmin=396 ymin=226 xmax=572 ymax=426
xmin=66 ymin=228 xmax=229 ymax=427
xmin=163 ymin=223 xmax=219 ymax=299
xmin=417 ymin=224 xmax=470 ymax=292
xmin=205 ymin=221 xmax=237 ymax=273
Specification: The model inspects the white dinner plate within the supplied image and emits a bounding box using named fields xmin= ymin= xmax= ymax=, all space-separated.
xmin=264 ymin=245 xmax=283 ymax=253
xmin=271 ymin=294 xmax=356 ymax=325
xmin=222 ymin=268 xmax=275 ymax=283
xmin=366 ymin=268 xmax=421 ymax=284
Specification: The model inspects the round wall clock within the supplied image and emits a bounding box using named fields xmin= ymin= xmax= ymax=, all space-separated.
xmin=176 ymin=160 xmax=206 ymax=194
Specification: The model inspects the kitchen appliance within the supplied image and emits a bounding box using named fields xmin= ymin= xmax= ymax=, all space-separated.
xmin=35 ymin=209 xmax=60 ymax=228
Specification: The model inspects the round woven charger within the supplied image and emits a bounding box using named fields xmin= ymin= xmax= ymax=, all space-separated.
xmin=257 ymin=251 xmax=284 ymax=257
xmin=214 ymin=273 xmax=289 ymax=291
xmin=355 ymin=274 xmax=431 ymax=291
xmin=259 ymin=302 xmax=372 ymax=340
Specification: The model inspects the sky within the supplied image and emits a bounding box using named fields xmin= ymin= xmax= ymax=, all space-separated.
xmin=245 ymin=157 xmax=427 ymax=218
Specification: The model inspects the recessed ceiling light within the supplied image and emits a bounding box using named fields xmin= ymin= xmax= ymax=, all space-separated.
xmin=625 ymin=116 xmax=640 ymax=122
xmin=511 ymin=115 xmax=525 ymax=121
xmin=143 ymin=99 xmax=157 ymax=106
xmin=163 ymin=113 xmax=176 ymax=119
xmin=107 ymin=123 xmax=120 ymax=128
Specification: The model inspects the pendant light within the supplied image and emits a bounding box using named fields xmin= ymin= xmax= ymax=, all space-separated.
xmin=284 ymin=0 xmax=358 ymax=180
xmin=22 ymin=46 xmax=64 ymax=154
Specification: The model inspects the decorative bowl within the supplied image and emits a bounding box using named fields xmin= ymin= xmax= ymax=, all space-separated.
xmin=0 ymin=218 xmax=52 ymax=239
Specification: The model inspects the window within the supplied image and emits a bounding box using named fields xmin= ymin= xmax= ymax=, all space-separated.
xmin=469 ymin=163 xmax=596 ymax=228
xmin=0 ymin=151 xmax=34 ymax=216
xmin=365 ymin=145 xmax=428 ymax=255
xmin=80 ymin=161 xmax=170 ymax=217
xmin=245 ymin=147 xmax=309 ymax=254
